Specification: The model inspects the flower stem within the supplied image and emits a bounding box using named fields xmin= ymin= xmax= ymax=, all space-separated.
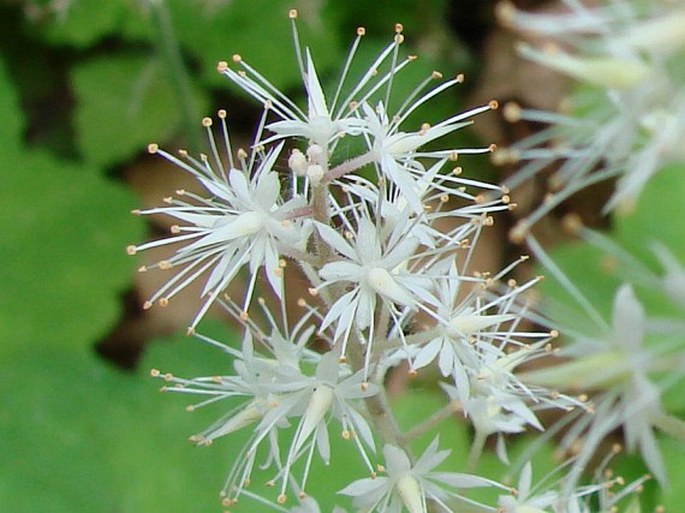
xmin=467 ymin=430 xmax=487 ymax=471
xmin=148 ymin=0 xmax=201 ymax=152
xmin=400 ymin=401 xmax=461 ymax=444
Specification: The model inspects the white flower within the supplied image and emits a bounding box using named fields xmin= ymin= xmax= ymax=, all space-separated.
xmin=218 ymin=11 xmax=413 ymax=151
xmin=128 ymin=114 xmax=311 ymax=329
xmin=360 ymin=96 xmax=498 ymax=213
xmin=441 ymin=347 xmax=564 ymax=467
xmin=261 ymin=49 xmax=368 ymax=148
xmin=154 ymin=326 xmax=378 ymax=505
xmin=496 ymin=460 xmax=651 ymax=513
xmin=339 ymin=437 xmax=506 ymax=513
xmin=495 ymin=0 xmax=685 ymax=238
xmin=314 ymin=214 xmax=438 ymax=379
xmin=412 ymin=257 xmax=539 ymax=384
xmin=525 ymin=283 xmax=685 ymax=485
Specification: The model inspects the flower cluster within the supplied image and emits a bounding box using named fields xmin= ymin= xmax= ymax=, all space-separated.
xmin=524 ymin=227 xmax=685 ymax=489
xmin=152 ymin=312 xmax=378 ymax=504
xmin=126 ymin=7 xmax=678 ymax=512
xmin=494 ymin=0 xmax=685 ymax=239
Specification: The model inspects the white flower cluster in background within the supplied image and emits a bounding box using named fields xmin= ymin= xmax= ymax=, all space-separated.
xmin=523 ymin=221 xmax=685 ymax=492
xmin=126 ymin=7 xmax=676 ymax=513
xmin=495 ymin=0 xmax=685 ymax=239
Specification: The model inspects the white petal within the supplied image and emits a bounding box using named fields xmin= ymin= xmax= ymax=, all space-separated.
xmin=413 ymin=339 xmax=442 ymax=370
xmin=320 ymin=261 xmax=364 ymax=282
xmin=317 ymin=223 xmax=357 ymax=260
xmin=611 ymin=284 xmax=645 ymax=351
xmin=367 ymin=267 xmax=414 ymax=306
xmin=448 ymin=314 xmax=515 ymax=336
xmin=383 ymin=444 xmax=412 ymax=474
xmin=396 ymin=474 xmax=424 ymax=513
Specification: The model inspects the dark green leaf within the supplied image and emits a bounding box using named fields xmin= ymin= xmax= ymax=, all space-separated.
xmin=0 ymin=151 xmax=144 ymax=356
xmin=0 ymin=56 xmax=23 ymax=154
xmin=72 ymin=54 xmax=206 ymax=167
xmin=0 ymin=343 xmax=227 ymax=513
xmin=29 ymin=0 xmax=133 ymax=48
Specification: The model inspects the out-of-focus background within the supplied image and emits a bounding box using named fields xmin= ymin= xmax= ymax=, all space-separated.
xmin=4 ymin=0 xmax=680 ymax=512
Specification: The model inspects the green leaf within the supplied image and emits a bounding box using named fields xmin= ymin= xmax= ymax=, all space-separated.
xmin=0 ymin=55 xmax=23 ymax=154
xmin=0 ymin=343 xmax=228 ymax=513
xmin=659 ymin=436 xmax=685 ymax=511
xmin=616 ymin=163 xmax=685 ymax=260
xmin=28 ymin=0 xmax=133 ymax=48
xmin=162 ymin=0 xmax=341 ymax=89
xmin=537 ymin=241 xmax=620 ymax=326
xmin=393 ymin=386 xmax=470 ymax=460
xmin=0 ymin=151 xmax=144 ymax=356
xmin=71 ymin=54 xmax=206 ymax=167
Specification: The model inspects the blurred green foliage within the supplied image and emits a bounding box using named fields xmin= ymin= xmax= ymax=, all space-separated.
xmin=2 ymin=0 xmax=682 ymax=511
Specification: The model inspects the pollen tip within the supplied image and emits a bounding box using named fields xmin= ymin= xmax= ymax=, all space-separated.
xmin=126 ymin=245 xmax=137 ymax=255
xmin=489 ymin=100 xmax=499 ymax=110
xmin=147 ymin=143 xmax=159 ymax=154
xmin=218 ymin=109 xmax=227 ymax=118
xmin=143 ymin=300 xmax=153 ymax=310
xmin=495 ymin=1 xmax=516 ymax=26
xmin=288 ymin=8 xmax=298 ymax=18
xmin=159 ymin=297 xmax=169 ymax=307
xmin=186 ymin=326 xmax=195 ymax=336
xmin=357 ymin=26 xmax=366 ymax=36
xmin=277 ymin=494 xmax=287 ymax=504
xmin=509 ymin=220 xmax=529 ymax=244
xmin=456 ymin=73 xmax=464 ymax=83
xmin=202 ymin=117 xmax=213 ymax=127
xmin=150 ymin=368 xmax=160 ymax=377
xmin=503 ymin=102 xmax=522 ymax=122
xmin=232 ymin=54 xmax=242 ymax=63
xmin=216 ymin=60 xmax=228 ymax=72
xmin=562 ymin=213 xmax=583 ymax=234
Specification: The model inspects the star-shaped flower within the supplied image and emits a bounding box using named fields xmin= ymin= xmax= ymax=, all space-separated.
xmin=128 ymin=124 xmax=311 ymax=329
xmin=339 ymin=437 xmax=506 ymax=513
